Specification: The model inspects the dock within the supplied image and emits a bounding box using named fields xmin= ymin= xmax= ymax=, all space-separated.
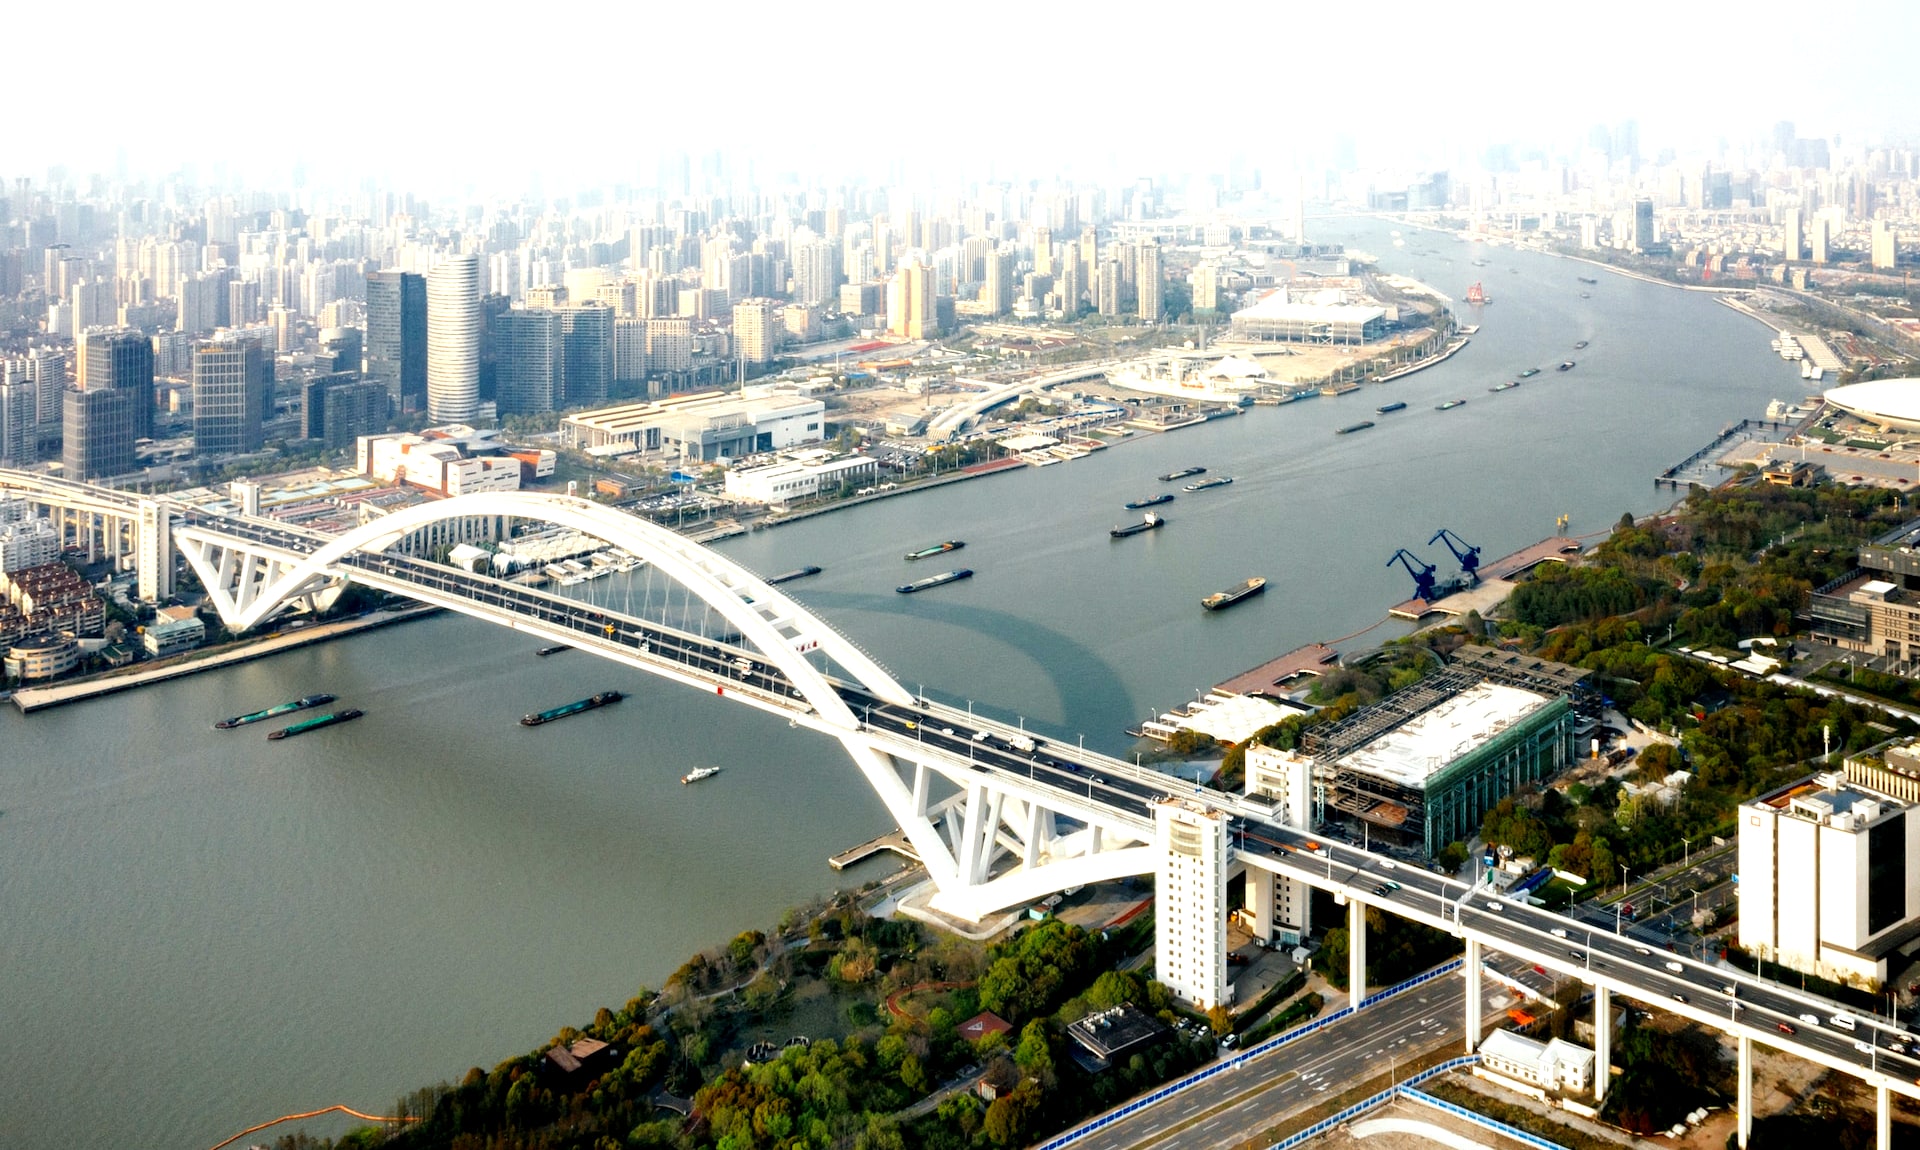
xmin=1387 ymin=537 xmax=1583 ymax=620
xmin=1214 ymin=643 xmax=1340 ymax=698
xmin=829 ymin=829 xmax=921 ymax=871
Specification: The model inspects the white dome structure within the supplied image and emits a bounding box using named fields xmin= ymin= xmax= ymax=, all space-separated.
xmin=1824 ymin=379 xmax=1920 ymax=433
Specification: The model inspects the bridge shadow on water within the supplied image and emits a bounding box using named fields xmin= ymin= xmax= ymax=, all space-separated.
xmin=796 ymin=590 xmax=1137 ymax=743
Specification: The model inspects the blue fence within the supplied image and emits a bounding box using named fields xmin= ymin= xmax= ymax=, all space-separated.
xmin=1396 ymin=1084 xmax=1575 ymax=1150
xmin=1033 ymin=958 xmax=1467 ymax=1150
xmin=1260 ymin=1057 xmax=1482 ymax=1150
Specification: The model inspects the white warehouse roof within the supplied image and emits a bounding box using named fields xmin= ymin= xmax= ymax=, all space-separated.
xmin=1338 ymin=682 xmax=1551 ymax=789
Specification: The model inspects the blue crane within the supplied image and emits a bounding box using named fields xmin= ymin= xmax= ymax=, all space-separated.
xmin=1387 ymin=548 xmax=1439 ymax=600
xmin=1429 ymin=528 xmax=1482 ymax=582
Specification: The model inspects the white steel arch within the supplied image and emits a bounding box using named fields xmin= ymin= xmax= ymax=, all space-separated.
xmin=179 ymin=492 xmax=914 ymax=723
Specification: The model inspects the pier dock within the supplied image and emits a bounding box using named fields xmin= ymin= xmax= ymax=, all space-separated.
xmin=829 ymin=829 xmax=921 ymax=871
xmin=1213 ymin=643 xmax=1340 ymax=698
xmin=1387 ymin=537 xmax=1583 ymax=620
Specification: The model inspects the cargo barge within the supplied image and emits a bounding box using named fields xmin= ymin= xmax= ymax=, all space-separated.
xmin=1202 ymin=578 xmax=1267 ymax=611
xmin=766 ymin=565 xmax=823 ymax=585
xmin=521 ymin=691 xmax=625 ymax=727
xmin=266 ymin=708 xmax=364 ymax=740
xmin=897 ymin=569 xmax=973 ymax=594
xmin=216 ymin=693 xmax=335 ymax=729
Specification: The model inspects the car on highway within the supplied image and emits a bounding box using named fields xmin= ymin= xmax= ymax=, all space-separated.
xmin=1778 ymin=1022 xmax=1797 ymax=1035
xmin=1634 ymin=946 xmax=1650 ymax=955
xmin=1568 ymin=949 xmax=1585 ymax=961
xmin=1890 ymin=1042 xmax=1908 ymax=1054
xmin=1799 ymin=1013 xmax=1821 ymax=1026
xmin=1532 ymin=964 xmax=1547 ymax=976
xmin=1673 ymin=993 xmax=1689 ymax=1003
xmin=1373 ymin=884 xmax=1393 ymax=897
xmin=1550 ymin=928 xmax=1568 ymax=938
xmin=1378 ymin=859 xmax=1396 ymax=870
xmin=1484 ymin=901 xmax=1502 ymax=912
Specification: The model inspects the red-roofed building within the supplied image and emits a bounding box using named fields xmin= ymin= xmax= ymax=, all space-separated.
xmin=959 ymin=1011 xmax=1013 ymax=1043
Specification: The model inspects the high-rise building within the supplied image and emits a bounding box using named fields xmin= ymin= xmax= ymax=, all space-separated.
xmin=792 ymin=238 xmax=840 ymax=308
xmin=645 ymin=317 xmax=693 ymax=377
xmin=558 ymin=302 xmax=614 ymax=408
xmin=886 ymin=257 xmax=936 ymax=339
xmin=427 ymin=255 xmax=481 ymax=422
xmin=982 ymin=250 xmax=1015 ymax=316
xmin=1192 ymin=262 xmax=1219 ymax=313
xmin=1783 ymin=212 xmax=1804 ymax=262
xmin=301 ymin=374 xmax=387 ymax=450
xmin=1096 ymin=260 xmax=1123 ymax=317
xmin=1154 ymin=801 xmax=1228 ymax=1009
xmin=1137 ymin=242 xmax=1164 ymax=322
xmin=494 ymin=309 xmax=563 ymax=415
xmin=81 ymin=328 xmax=155 ymax=442
xmin=62 ymin=386 xmax=135 ymax=480
xmin=191 ymin=340 xmax=271 ymax=457
xmin=1872 ymin=222 xmax=1898 ymax=271
xmin=1811 ymin=215 xmax=1832 ymax=265
xmin=1033 ymin=227 xmax=1053 ymax=278
xmin=0 ymin=377 xmax=35 ymax=467
xmin=1632 ymin=198 xmax=1655 ymax=253
xmin=366 ymin=270 xmax=426 ymax=413
xmin=732 ymin=299 xmax=780 ymax=365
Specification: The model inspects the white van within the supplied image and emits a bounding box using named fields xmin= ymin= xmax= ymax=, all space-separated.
xmin=1832 ymin=1012 xmax=1858 ymax=1031
xmin=1665 ymin=961 xmax=1684 ymax=973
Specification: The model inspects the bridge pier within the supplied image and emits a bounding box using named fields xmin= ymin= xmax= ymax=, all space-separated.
xmin=1593 ymin=985 xmax=1610 ymax=1102
xmin=1349 ymin=897 xmax=1367 ymax=1002
xmin=1879 ymin=1082 xmax=1891 ymax=1150
xmin=1465 ymin=936 xmax=1482 ymax=1052
xmin=1737 ymin=1034 xmax=1753 ymax=1149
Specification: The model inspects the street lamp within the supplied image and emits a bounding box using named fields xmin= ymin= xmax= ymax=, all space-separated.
xmin=1681 ymin=835 xmax=1694 ymax=870
xmin=1620 ymin=864 xmax=1631 ymax=896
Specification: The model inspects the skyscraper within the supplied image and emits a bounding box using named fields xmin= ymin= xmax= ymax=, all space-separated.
xmin=983 ymin=250 xmax=1015 ymax=316
xmin=1783 ymin=212 xmax=1804 ymax=262
xmin=192 ymin=340 xmax=271 ymax=457
xmin=302 ymin=374 xmax=388 ymax=450
xmin=493 ymin=309 xmax=563 ymax=416
xmin=62 ymin=386 xmax=134 ymax=480
xmin=366 ymin=270 xmax=426 ymax=412
xmin=732 ymin=299 xmax=780 ymax=366
xmin=1137 ymin=242 xmax=1164 ymax=322
xmin=1811 ymin=216 xmax=1831 ymax=265
xmin=0 ymin=376 xmax=35 ymax=468
xmin=886 ymin=257 xmax=936 ymax=340
xmin=1034 ymin=227 xmax=1053 ymax=278
xmin=81 ymin=328 xmax=155 ymax=442
xmin=559 ymin=302 xmax=614 ymax=408
xmin=427 ymin=254 xmax=481 ymax=422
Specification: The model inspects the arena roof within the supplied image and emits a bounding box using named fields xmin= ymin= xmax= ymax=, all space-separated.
xmin=1825 ymin=379 xmax=1920 ymax=432
xmin=1337 ymin=682 xmax=1550 ymax=790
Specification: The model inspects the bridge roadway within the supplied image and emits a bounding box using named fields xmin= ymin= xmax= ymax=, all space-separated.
xmin=182 ymin=508 xmax=1920 ymax=1103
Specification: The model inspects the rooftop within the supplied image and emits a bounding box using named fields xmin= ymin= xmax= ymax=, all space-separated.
xmin=1338 ymin=682 xmax=1551 ymax=790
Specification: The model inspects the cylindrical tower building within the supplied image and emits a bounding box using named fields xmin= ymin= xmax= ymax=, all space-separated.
xmin=427 ymin=253 xmax=480 ymax=421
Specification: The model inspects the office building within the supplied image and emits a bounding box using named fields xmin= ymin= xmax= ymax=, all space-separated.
xmin=1783 ymin=212 xmax=1803 ymax=262
xmin=723 ymin=454 xmax=877 ymax=506
xmin=80 ymin=328 xmax=155 ymax=442
xmin=192 ymin=340 xmax=271 ymax=457
xmin=732 ymin=298 xmax=780 ymax=365
xmin=982 ymin=250 xmax=1014 ymax=316
xmin=1632 ymin=198 xmax=1655 ymax=253
xmin=1154 ymin=800 xmax=1229 ymax=1009
xmin=427 ymin=255 xmax=481 ymax=422
xmin=1033 ymin=227 xmax=1053 ymax=278
xmin=561 ymin=390 xmax=824 ymax=461
xmin=886 ymin=257 xmax=936 ymax=339
xmin=1811 ymin=215 xmax=1831 ymax=264
xmin=558 ymin=301 xmax=614 ymax=408
xmin=61 ymin=386 xmax=135 ymax=480
xmin=1137 ymin=242 xmax=1163 ymax=322
xmin=494 ymin=309 xmax=563 ymax=415
xmin=1739 ymin=759 xmax=1920 ymax=986
xmin=366 ymin=270 xmax=427 ymax=412
xmin=0 ymin=378 xmax=36 ymax=468
xmin=1872 ymin=222 xmax=1898 ymax=271
xmin=301 ymin=375 xmax=388 ymax=451
xmin=357 ymin=433 xmax=523 ymax=496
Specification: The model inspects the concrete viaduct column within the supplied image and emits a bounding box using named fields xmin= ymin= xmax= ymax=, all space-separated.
xmin=1348 ymin=897 xmax=1366 ymax=1004
xmin=1593 ymin=985 xmax=1610 ymax=1102
xmin=1464 ymin=936 xmax=1482 ymax=1053
xmin=1736 ymin=1034 xmax=1753 ymax=1149
xmin=1878 ymin=1083 xmax=1891 ymax=1150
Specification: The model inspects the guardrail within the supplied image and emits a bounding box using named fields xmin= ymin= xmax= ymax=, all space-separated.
xmin=1395 ymin=1080 xmax=1575 ymax=1150
xmin=1261 ymin=1056 xmax=1484 ymax=1150
xmin=1033 ymin=959 xmax=1466 ymax=1150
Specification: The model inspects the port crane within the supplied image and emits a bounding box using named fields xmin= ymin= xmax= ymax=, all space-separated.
xmin=1429 ymin=528 xmax=1482 ymax=584
xmin=1387 ymin=548 xmax=1440 ymax=601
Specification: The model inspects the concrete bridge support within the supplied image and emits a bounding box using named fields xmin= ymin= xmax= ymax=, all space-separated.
xmin=1878 ymin=1082 xmax=1891 ymax=1150
xmin=1349 ymin=897 xmax=1367 ymax=1002
xmin=1593 ymin=985 xmax=1610 ymax=1102
xmin=1737 ymin=1034 xmax=1753 ymax=1149
xmin=1465 ymin=936 xmax=1482 ymax=1053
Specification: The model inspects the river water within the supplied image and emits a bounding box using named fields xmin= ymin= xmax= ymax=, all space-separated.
xmin=0 ymin=217 xmax=1809 ymax=1149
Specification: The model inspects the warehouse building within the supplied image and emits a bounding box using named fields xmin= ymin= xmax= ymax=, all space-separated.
xmin=561 ymin=389 xmax=825 ymax=462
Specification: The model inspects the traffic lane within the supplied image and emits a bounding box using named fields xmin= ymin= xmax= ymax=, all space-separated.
xmin=1071 ymin=976 xmax=1472 ymax=1150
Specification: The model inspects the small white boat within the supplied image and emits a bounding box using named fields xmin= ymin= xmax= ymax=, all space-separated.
xmin=682 ymin=766 xmax=722 ymax=785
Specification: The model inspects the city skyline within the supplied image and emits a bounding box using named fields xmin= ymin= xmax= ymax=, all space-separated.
xmin=13 ymin=0 xmax=1920 ymax=197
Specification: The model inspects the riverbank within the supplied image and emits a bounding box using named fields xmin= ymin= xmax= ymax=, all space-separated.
xmin=10 ymin=605 xmax=440 ymax=713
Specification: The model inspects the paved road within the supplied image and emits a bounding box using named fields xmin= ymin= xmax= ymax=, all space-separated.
xmin=1069 ymin=971 xmax=1499 ymax=1150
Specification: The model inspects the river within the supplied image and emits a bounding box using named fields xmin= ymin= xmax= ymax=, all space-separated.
xmin=0 ymin=216 xmax=1810 ymax=1149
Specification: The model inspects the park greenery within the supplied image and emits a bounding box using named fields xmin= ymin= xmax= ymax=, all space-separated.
xmin=261 ymin=903 xmax=1223 ymax=1150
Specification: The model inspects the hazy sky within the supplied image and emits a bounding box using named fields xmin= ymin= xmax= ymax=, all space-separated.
xmin=12 ymin=0 xmax=1919 ymax=195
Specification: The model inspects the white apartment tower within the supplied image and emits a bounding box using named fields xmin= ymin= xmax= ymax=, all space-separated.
xmin=1242 ymin=745 xmax=1316 ymax=946
xmin=1155 ymin=800 xmax=1228 ymax=1009
xmin=427 ymin=254 xmax=481 ymax=422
